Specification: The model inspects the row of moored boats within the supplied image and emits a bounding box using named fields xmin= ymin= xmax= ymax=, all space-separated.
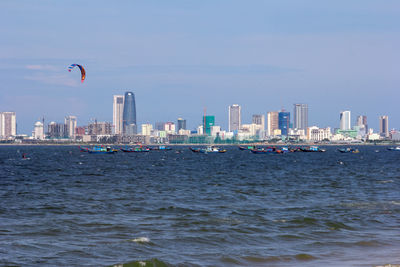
xmin=80 ymin=145 xmax=400 ymax=154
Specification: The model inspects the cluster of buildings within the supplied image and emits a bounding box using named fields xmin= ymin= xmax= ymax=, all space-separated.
xmin=1 ymin=91 xmax=399 ymax=144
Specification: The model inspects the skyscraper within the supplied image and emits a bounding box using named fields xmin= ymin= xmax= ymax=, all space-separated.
xmin=0 ymin=112 xmax=16 ymax=139
xmin=122 ymin=92 xmax=137 ymax=135
xmin=228 ymin=104 xmax=241 ymax=132
xmin=278 ymin=111 xmax=290 ymax=136
xmin=356 ymin=115 xmax=368 ymax=134
xmin=293 ymin=104 xmax=308 ymax=130
xmin=64 ymin=115 xmax=77 ymax=139
xmin=267 ymin=111 xmax=279 ymax=136
xmin=379 ymin=115 xmax=389 ymax=138
xmin=177 ymin=118 xmax=186 ymax=131
xmin=203 ymin=115 xmax=215 ymax=136
xmin=113 ymin=95 xmax=124 ymax=135
xmin=340 ymin=111 xmax=351 ymax=130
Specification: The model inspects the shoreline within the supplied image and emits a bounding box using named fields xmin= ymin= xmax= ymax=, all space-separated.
xmin=0 ymin=143 xmax=398 ymax=146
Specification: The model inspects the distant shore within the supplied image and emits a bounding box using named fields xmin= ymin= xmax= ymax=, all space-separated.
xmin=0 ymin=142 xmax=398 ymax=146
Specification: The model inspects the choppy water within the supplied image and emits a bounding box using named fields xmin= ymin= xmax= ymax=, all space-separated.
xmin=0 ymin=145 xmax=399 ymax=266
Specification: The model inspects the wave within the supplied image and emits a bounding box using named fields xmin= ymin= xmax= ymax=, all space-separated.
xmin=130 ymin=237 xmax=151 ymax=243
xmin=110 ymin=258 xmax=171 ymax=267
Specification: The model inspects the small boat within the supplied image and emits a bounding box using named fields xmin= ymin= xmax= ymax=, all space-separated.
xmin=250 ymin=147 xmax=281 ymax=154
xmin=190 ymin=146 xmax=227 ymax=153
xmin=88 ymin=146 xmax=116 ymax=154
xmin=149 ymin=145 xmax=172 ymax=151
xmin=120 ymin=146 xmax=150 ymax=152
xmin=387 ymin=146 xmax=400 ymax=151
xmin=338 ymin=148 xmax=360 ymax=153
xmin=300 ymin=146 xmax=326 ymax=152
xmin=238 ymin=145 xmax=255 ymax=150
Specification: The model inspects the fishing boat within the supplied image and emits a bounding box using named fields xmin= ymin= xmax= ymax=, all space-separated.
xmin=120 ymin=146 xmax=150 ymax=152
xmin=387 ymin=146 xmax=400 ymax=151
xmin=250 ymin=147 xmax=282 ymax=154
xmin=238 ymin=145 xmax=255 ymax=150
xmin=190 ymin=146 xmax=227 ymax=153
xmin=149 ymin=145 xmax=172 ymax=151
xmin=300 ymin=146 xmax=326 ymax=152
xmin=338 ymin=147 xmax=359 ymax=153
xmin=87 ymin=146 xmax=116 ymax=154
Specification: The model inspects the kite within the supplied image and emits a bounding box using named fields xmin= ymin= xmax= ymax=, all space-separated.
xmin=68 ymin=64 xmax=86 ymax=83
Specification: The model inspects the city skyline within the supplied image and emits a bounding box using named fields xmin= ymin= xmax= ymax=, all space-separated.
xmin=1 ymin=1 xmax=399 ymax=133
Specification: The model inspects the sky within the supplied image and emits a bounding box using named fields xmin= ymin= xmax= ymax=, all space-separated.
xmin=1 ymin=0 xmax=399 ymax=134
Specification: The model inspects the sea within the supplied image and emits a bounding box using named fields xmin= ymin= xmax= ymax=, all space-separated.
xmin=0 ymin=145 xmax=399 ymax=267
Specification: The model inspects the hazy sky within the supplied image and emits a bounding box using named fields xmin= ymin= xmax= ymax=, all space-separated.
xmin=1 ymin=0 xmax=399 ymax=133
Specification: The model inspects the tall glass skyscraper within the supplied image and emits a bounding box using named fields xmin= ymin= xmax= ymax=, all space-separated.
xmin=278 ymin=111 xmax=290 ymax=136
xmin=122 ymin=92 xmax=137 ymax=135
xmin=340 ymin=111 xmax=351 ymax=130
xmin=293 ymin=104 xmax=308 ymax=130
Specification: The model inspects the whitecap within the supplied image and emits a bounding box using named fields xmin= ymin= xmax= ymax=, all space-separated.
xmin=130 ymin=237 xmax=150 ymax=243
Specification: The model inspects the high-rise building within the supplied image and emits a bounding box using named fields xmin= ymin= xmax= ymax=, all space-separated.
xmin=228 ymin=104 xmax=241 ymax=132
xmin=33 ymin=121 xmax=45 ymax=140
xmin=356 ymin=115 xmax=367 ymax=127
xmin=380 ymin=115 xmax=389 ymax=138
xmin=65 ymin=115 xmax=77 ymax=139
xmin=177 ymin=118 xmax=186 ymax=131
xmin=113 ymin=95 xmax=124 ymax=135
xmin=293 ymin=104 xmax=308 ymax=130
xmin=252 ymin=114 xmax=265 ymax=130
xmin=122 ymin=92 xmax=137 ymax=135
xmin=356 ymin=115 xmax=368 ymax=135
xmin=164 ymin=122 xmax=176 ymax=134
xmin=278 ymin=111 xmax=290 ymax=136
xmin=340 ymin=111 xmax=351 ymax=130
xmin=0 ymin=112 xmax=16 ymax=139
xmin=267 ymin=111 xmax=279 ymax=136
xmin=47 ymin=122 xmax=67 ymax=139
xmin=203 ymin=115 xmax=215 ymax=136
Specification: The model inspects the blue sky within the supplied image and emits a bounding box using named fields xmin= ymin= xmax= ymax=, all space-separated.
xmin=1 ymin=0 xmax=399 ymax=133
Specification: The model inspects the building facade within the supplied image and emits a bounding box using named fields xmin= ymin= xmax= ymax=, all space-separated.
xmin=252 ymin=114 xmax=265 ymax=130
xmin=379 ymin=115 xmax=389 ymax=138
xmin=141 ymin=124 xmax=153 ymax=136
xmin=340 ymin=111 xmax=351 ymax=130
xmin=278 ymin=111 xmax=290 ymax=136
xmin=113 ymin=95 xmax=124 ymax=135
xmin=228 ymin=104 xmax=241 ymax=132
xmin=177 ymin=118 xmax=186 ymax=131
xmin=47 ymin=122 xmax=67 ymax=139
xmin=203 ymin=115 xmax=215 ymax=136
xmin=0 ymin=112 xmax=16 ymax=139
xmin=33 ymin=121 xmax=45 ymax=140
xmin=293 ymin=104 xmax=308 ymax=130
xmin=267 ymin=111 xmax=279 ymax=136
xmin=122 ymin=92 xmax=137 ymax=135
xmin=65 ymin=115 xmax=77 ymax=139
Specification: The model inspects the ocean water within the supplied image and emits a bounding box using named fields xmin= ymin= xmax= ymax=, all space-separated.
xmin=0 ymin=145 xmax=399 ymax=267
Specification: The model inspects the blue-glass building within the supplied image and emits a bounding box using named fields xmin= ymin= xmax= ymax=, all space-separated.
xmin=278 ymin=112 xmax=290 ymax=136
xmin=122 ymin=92 xmax=137 ymax=135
